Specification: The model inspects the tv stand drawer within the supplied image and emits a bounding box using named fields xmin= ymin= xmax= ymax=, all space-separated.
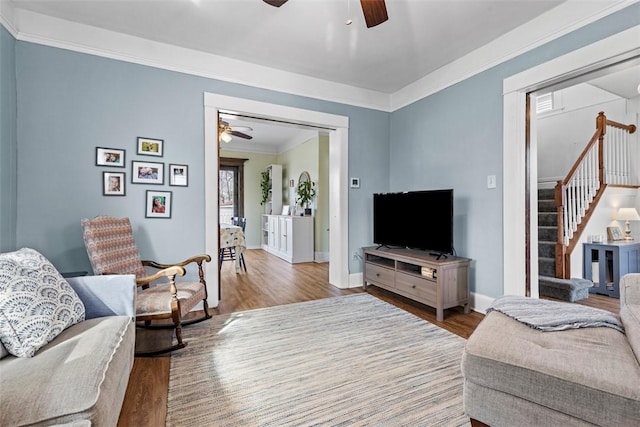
xmin=396 ymin=272 xmax=436 ymax=302
xmin=364 ymin=263 xmax=395 ymax=286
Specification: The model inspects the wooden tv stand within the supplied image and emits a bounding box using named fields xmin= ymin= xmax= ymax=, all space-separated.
xmin=363 ymin=246 xmax=471 ymax=321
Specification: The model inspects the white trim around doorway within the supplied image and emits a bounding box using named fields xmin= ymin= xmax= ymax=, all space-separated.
xmin=204 ymin=93 xmax=350 ymax=306
xmin=502 ymin=25 xmax=640 ymax=301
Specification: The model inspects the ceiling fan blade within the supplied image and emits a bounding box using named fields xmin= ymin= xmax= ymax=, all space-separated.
xmin=230 ymin=131 xmax=253 ymax=140
xmin=263 ymin=0 xmax=288 ymax=7
xmin=360 ymin=0 xmax=388 ymax=28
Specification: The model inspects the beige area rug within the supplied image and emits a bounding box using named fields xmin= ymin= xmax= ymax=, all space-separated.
xmin=166 ymin=294 xmax=470 ymax=426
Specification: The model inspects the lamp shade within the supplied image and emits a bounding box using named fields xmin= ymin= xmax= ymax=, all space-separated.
xmin=220 ymin=133 xmax=233 ymax=143
xmin=616 ymin=208 xmax=640 ymax=221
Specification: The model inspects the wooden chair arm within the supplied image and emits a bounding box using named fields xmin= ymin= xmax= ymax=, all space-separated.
xmin=135 ymin=265 xmax=185 ymax=287
xmin=142 ymin=254 xmax=211 ymax=270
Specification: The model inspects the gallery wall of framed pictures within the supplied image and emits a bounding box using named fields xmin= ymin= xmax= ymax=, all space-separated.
xmin=94 ymin=136 xmax=189 ymax=219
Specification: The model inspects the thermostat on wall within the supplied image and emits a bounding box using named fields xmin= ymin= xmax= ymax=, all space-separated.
xmin=350 ymin=177 xmax=360 ymax=188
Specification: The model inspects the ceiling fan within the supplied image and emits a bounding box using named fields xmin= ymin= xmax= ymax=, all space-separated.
xmin=219 ymin=120 xmax=253 ymax=143
xmin=263 ymin=0 xmax=388 ymax=28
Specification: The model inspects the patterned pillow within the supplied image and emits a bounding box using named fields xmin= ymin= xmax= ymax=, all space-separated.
xmin=0 ymin=248 xmax=85 ymax=358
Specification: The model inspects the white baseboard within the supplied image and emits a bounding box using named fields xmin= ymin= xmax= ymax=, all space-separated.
xmin=470 ymin=292 xmax=494 ymax=314
xmin=348 ymin=272 xmax=364 ymax=289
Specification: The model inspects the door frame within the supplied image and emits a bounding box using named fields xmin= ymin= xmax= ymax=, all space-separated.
xmin=502 ymin=26 xmax=639 ymax=303
xmin=204 ymin=93 xmax=350 ymax=305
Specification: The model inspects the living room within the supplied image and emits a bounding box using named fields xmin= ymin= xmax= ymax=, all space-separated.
xmin=1 ymin=1 xmax=639 ymax=425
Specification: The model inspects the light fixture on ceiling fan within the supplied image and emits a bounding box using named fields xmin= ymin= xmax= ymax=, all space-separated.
xmin=218 ymin=120 xmax=253 ymax=143
xmin=263 ymin=0 xmax=388 ymax=28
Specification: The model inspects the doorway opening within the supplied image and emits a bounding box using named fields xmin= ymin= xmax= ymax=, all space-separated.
xmin=219 ymin=157 xmax=248 ymax=224
xmin=502 ymin=26 xmax=639 ymax=305
xmin=204 ymin=94 xmax=350 ymax=306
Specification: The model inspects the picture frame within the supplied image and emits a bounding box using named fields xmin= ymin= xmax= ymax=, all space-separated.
xmin=607 ymin=226 xmax=624 ymax=241
xmin=131 ymin=161 xmax=164 ymax=185
xmin=95 ymin=147 xmax=125 ymax=167
xmin=137 ymin=137 xmax=164 ymax=157
xmin=169 ymin=164 xmax=188 ymax=187
xmin=103 ymin=172 xmax=126 ymax=196
xmin=146 ymin=190 xmax=172 ymax=219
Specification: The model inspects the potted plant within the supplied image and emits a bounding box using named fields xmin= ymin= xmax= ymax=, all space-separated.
xmin=296 ymin=180 xmax=316 ymax=216
xmin=260 ymin=171 xmax=270 ymax=206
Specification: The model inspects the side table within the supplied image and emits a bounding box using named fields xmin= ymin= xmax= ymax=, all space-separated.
xmin=583 ymin=241 xmax=640 ymax=298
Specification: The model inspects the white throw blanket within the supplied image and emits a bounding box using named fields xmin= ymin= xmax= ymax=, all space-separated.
xmin=488 ymin=295 xmax=624 ymax=333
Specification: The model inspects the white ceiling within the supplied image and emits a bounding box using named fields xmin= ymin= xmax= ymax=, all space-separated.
xmin=5 ymin=0 xmax=638 ymax=152
xmin=10 ymin=0 xmax=565 ymax=93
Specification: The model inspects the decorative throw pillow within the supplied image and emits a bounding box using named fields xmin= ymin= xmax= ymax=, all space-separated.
xmin=0 ymin=248 xmax=85 ymax=358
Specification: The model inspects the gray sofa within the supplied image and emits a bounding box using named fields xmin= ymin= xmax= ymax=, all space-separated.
xmin=462 ymin=273 xmax=640 ymax=426
xmin=0 ymin=275 xmax=136 ymax=426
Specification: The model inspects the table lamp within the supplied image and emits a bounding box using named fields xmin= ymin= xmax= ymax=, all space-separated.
xmin=616 ymin=207 xmax=640 ymax=240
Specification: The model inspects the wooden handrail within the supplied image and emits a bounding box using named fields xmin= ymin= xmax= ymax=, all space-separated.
xmin=562 ymin=129 xmax=602 ymax=186
xmin=554 ymin=111 xmax=637 ymax=278
xmin=607 ymin=119 xmax=636 ymax=134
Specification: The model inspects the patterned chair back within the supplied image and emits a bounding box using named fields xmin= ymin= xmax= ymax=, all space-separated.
xmin=81 ymin=216 xmax=147 ymax=278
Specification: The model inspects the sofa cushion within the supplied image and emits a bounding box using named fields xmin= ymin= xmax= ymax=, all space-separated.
xmin=0 ymin=315 xmax=135 ymax=426
xmin=620 ymin=274 xmax=640 ymax=364
xmin=0 ymin=248 xmax=85 ymax=357
xmin=462 ymin=311 xmax=640 ymax=426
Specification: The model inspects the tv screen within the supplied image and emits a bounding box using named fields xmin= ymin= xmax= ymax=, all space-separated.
xmin=373 ymin=189 xmax=454 ymax=254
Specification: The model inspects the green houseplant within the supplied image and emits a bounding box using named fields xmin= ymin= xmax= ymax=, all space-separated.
xmin=260 ymin=171 xmax=270 ymax=206
xmin=296 ymin=180 xmax=316 ymax=216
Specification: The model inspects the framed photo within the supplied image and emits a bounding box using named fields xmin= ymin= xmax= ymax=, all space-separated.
xmin=607 ymin=226 xmax=624 ymax=241
xmin=137 ymin=137 xmax=163 ymax=157
xmin=169 ymin=164 xmax=188 ymax=187
xmin=103 ymin=172 xmax=125 ymax=196
xmin=131 ymin=161 xmax=164 ymax=185
xmin=146 ymin=190 xmax=172 ymax=219
xmin=96 ymin=147 xmax=125 ymax=167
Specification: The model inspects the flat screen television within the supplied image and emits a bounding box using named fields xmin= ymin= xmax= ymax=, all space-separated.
xmin=373 ymin=189 xmax=454 ymax=254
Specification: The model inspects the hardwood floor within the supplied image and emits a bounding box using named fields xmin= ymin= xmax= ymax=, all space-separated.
xmin=116 ymin=249 xmax=617 ymax=426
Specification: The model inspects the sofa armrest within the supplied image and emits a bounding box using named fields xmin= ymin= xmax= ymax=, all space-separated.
xmin=620 ymin=274 xmax=640 ymax=364
xmin=66 ymin=275 xmax=136 ymax=319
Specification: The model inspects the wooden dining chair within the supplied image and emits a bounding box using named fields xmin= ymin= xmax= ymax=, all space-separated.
xmin=81 ymin=216 xmax=212 ymax=356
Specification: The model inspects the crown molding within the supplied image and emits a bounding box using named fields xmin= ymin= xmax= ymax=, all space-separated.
xmin=1 ymin=1 xmax=636 ymax=113
xmin=8 ymin=9 xmax=393 ymax=112
xmin=390 ymin=0 xmax=637 ymax=111
xmin=0 ymin=0 xmax=17 ymax=37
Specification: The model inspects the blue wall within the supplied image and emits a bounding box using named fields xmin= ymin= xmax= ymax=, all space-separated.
xmin=0 ymin=25 xmax=17 ymax=252
xmin=13 ymin=42 xmax=390 ymax=274
xmin=390 ymin=4 xmax=640 ymax=297
xmin=3 ymin=4 xmax=638 ymax=297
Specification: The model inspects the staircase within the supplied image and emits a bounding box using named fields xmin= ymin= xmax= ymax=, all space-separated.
xmin=540 ymin=112 xmax=637 ymax=279
xmin=538 ymin=188 xmax=557 ymax=277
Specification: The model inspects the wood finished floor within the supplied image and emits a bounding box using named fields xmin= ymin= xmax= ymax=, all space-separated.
xmin=117 ymin=249 xmax=618 ymax=426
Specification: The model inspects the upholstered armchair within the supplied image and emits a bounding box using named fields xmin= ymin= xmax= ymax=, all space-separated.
xmin=81 ymin=216 xmax=211 ymax=356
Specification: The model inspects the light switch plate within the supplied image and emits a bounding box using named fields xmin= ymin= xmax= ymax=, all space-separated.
xmin=487 ymin=175 xmax=497 ymax=189
xmin=350 ymin=177 xmax=360 ymax=188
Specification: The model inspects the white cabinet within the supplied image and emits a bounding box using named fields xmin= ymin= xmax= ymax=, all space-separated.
xmin=261 ymin=215 xmax=314 ymax=263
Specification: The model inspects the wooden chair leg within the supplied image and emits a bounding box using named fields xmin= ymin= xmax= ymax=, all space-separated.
xmin=240 ymin=253 xmax=247 ymax=272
